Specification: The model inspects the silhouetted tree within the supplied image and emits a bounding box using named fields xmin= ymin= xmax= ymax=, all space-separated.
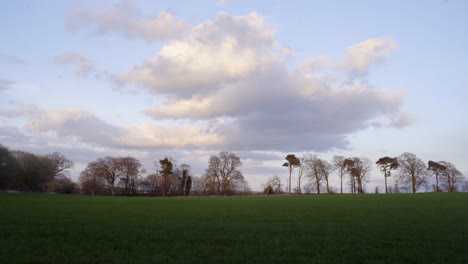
xmin=263 ymin=175 xmax=283 ymax=194
xmin=46 ymin=152 xmax=74 ymax=179
xmin=283 ymin=154 xmax=300 ymax=194
xmin=427 ymin=161 xmax=446 ymax=192
xmin=376 ymin=157 xmax=399 ymax=194
xmin=159 ymin=157 xmax=174 ymax=197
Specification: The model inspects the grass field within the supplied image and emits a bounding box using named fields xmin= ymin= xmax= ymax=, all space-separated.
xmin=1 ymin=193 xmax=467 ymax=263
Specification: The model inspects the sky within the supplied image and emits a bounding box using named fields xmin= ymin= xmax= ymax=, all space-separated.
xmin=1 ymin=0 xmax=467 ymax=192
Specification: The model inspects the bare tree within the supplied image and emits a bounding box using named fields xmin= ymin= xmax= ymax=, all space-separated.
xmin=205 ymin=151 xmax=246 ymax=195
xmin=397 ymin=153 xmax=427 ymax=193
xmin=263 ymin=175 xmax=284 ymax=194
xmin=333 ymin=155 xmax=347 ymax=194
xmin=46 ymin=152 xmax=74 ymax=179
xmin=376 ymin=157 xmax=399 ymax=194
xmin=283 ymin=154 xmax=300 ymax=194
xmin=319 ymin=159 xmax=333 ymax=194
xmin=297 ymin=161 xmax=306 ymax=194
xmin=117 ymin=157 xmax=144 ymax=195
xmin=439 ymin=161 xmax=464 ymax=192
xmin=427 ymin=161 xmax=446 ymax=192
xmin=158 ymin=157 xmax=174 ymax=197
xmin=302 ymin=154 xmax=323 ymax=194
xmin=88 ymin=157 xmax=121 ymax=196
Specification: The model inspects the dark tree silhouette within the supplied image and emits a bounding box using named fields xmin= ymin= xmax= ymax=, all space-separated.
xmin=333 ymin=155 xmax=347 ymax=194
xmin=159 ymin=157 xmax=174 ymax=197
xmin=376 ymin=157 xmax=399 ymax=194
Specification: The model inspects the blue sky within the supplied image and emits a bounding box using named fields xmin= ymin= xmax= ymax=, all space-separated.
xmin=1 ymin=0 xmax=467 ymax=191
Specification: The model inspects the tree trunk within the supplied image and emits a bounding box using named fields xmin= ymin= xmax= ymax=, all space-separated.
xmin=111 ymin=184 xmax=115 ymax=196
xmin=340 ymin=175 xmax=343 ymax=194
xmin=385 ymin=175 xmax=388 ymax=194
xmin=412 ymin=173 xmax=416 ymax=193
xmin=435 ymin=174 xmax=439 ymax=192
xmin=297 ymin=175 xmax=301 ymax=194
xmin=288 ymin=167 xmax=292 ymax=194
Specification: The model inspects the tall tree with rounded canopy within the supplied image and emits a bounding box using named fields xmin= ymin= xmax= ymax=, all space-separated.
xmin=427 ymin=161 xmax=446 ymax=192
xmin=376 ymin=157 xmax=399 ymax=194
xmin=283 ymin=154 xmax=300 ymax=194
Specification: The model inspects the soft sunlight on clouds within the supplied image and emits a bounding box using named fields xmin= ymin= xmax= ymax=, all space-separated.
xmin=340 ymin=38 xmax=397 ymax=76
xmin=121 ymin=12 xmax=279 ymax=97
xmin=67 ymin=1 xmax=189 ymax=42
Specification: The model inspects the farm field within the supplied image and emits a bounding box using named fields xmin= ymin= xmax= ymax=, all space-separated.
xmin=0 ymin=193 xmax=467 ymax=263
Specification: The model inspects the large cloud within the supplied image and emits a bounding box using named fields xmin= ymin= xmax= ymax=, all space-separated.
xmin=117 ymin=12 xmax=411 ymax=152
xmin=67 ymin=1 xmax=189 ymax=42
xmin=121 ymin=12 xmax=278 ymax=98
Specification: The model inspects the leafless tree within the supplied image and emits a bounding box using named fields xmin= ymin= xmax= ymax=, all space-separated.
xmin=333 ymin=155 xmax=347 ymax=194
xmin=117 ymin=157 xmax=145 ymax=195
xmin=263 ymin=175 xmax=284 ymax=194
xmin=205 ymin=151 xmax=247 ymax=195
xmin=45 ymin=152 xmax=74 ymax=179
xmin=439 ymin=161 xmax=464 ymax=192
xmin=397 ymin=153 xmax=427 ymax=193
xmin=302 ymin=154 xmax=323 ymax=194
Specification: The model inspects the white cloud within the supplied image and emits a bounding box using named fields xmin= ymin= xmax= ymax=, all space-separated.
xmin=340 ymin=38 xmax=397 ymax=75
xmin=67 ymin=1 xmax=189 ymax=42
xmin=120 ymin=12 xmax=280 ymax=98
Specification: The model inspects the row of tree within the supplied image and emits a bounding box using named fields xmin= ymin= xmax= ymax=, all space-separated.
xmin=271 ymin=152 xmax=466 ymax=194
xmin=79 ymin=151 xmax=250 ymax=196
xmin=0 ymin=144 xmax=75 ymax=193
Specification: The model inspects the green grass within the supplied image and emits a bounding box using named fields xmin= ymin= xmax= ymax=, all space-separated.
xmin=1 ymin=193 xmax=467 ymax=263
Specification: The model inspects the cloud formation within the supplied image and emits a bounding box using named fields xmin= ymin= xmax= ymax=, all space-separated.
xmin=67 ymin=1 xmax=189 ymax=42
xmin=119 ymin=12 xmax=412 ymax=152
xmin=0 ymin=103 xmax=43 ymax=118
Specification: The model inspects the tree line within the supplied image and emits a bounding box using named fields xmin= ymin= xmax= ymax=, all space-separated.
xmin=1 ymin=143 xmax=466 ymax=196
xmin=0 ymin=144 xmax=250 ymax=196
xmin=0 ymin=144 xmax=75 ymax=193
xmin=264 ymin=152 xmax=466 ymax=194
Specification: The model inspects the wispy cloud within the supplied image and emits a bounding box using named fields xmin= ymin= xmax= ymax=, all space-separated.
xmin=67 ymin=1 xmax=189 ymax=42
xmin=53 ymin=52 xmax=98 ymax=77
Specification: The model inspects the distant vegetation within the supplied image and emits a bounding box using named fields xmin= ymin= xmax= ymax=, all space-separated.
xmin=1 ymin=193 xmax=467 ymax=263
xmin=0 ymin=143 xmax=466 ymax=196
